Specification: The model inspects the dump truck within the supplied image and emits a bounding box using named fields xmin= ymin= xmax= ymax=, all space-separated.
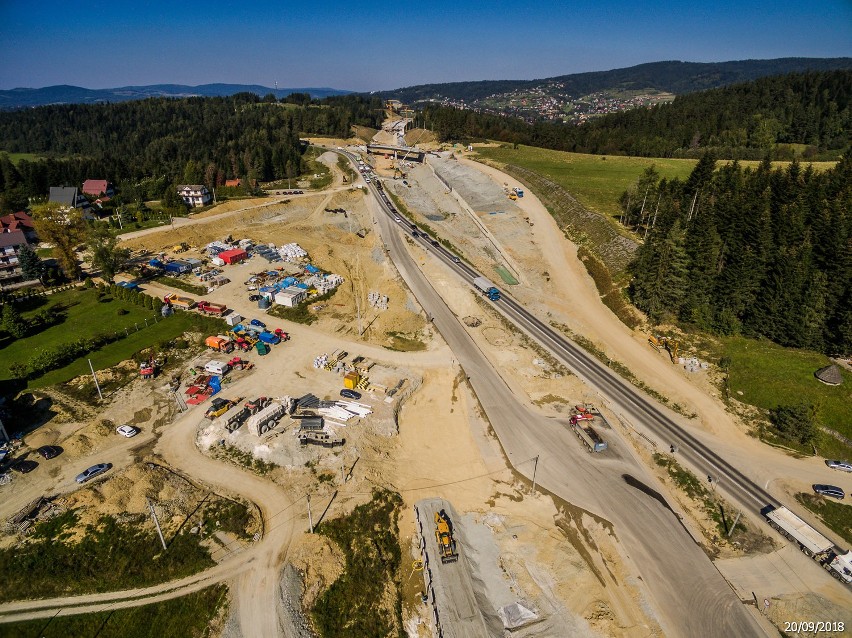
xmin=205 ymin=397 xmax=235 ymax=419
xmin=197 ymin=301 xmax=227 ymax=316
xmin=247 ymin=401 xmax=288 ymax=435
xmin=298 ymin=431 xmax=345 ymax=447
xmin=205 ymin=336 xmax=234 ymax=353
xmin=434 ymin=509 xmax=459 ymax=564
xmin=569 ymin=415 xmax=607 ymax=453
xmin=473 ymin=277 xmax=501 ymax=301
xmin=163 ymin=293 xmax=196 ymax=310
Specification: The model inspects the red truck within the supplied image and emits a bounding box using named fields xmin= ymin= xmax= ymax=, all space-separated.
xmin=197 ymin=301 xmax=228 ymax=316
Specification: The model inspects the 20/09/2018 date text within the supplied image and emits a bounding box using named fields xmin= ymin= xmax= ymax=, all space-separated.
xmin=783 ymin=621 xmax=844 ymax=633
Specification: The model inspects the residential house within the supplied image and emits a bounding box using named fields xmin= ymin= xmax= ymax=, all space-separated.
xmin=0 ymin=211 xmax=37 ymax=243
xmin=82 ymin=179 xmax=114 ymax=197
xmin=177 ymin=185 xmax=212 ymax=207
xmin=48 ymin=186 xmax=93 ymax=219
xmin=0 ymin=231 xmax=31 ymax=286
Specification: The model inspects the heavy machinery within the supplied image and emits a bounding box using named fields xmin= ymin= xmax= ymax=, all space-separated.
xmin=648 ymin=335 xmax=679 ymax=363
xmin=205 ymin=397 xmax=235 ymax=419
xmin=434 ymin=509 xmax=459 ymax=564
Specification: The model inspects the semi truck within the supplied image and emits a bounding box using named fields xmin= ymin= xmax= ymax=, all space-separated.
xmin=763 ymin=505 xmax=852 ymax=584
xmin=569 ymin=415 xmax=607 ymax=453
xmin=473 ymin=277 xmax=501 ymax=301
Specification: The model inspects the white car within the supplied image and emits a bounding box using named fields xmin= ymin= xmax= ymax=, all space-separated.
xmin=116 ymin=425 xmax=138 ymax=438
xmin=395 ymin=217 xmax=402 ymax=223
xmin=825 ymin=460 xmax=852 ymax=472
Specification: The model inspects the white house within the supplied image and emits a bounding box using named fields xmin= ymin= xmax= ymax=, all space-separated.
xmin=177 ymin=185 xmax=212 ymax=207
xmin=274 ymin=286 xmax=307 ymax=308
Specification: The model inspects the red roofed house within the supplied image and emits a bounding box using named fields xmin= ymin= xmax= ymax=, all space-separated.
xmin=225 ymin=179 xmax=242 ymax=188
xmin=0 ymin=211 xmax=39 ymax=287
xmin=82 ymin=179 xmax=114 ymax=197
xmin=0 ymin=211 xmax=37 ymax=243
xmin=218 ymin=248 xmax=248 ymax=265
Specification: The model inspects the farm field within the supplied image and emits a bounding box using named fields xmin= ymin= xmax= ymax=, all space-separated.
xmin=475 ymin=144 xmax=837 ymax=218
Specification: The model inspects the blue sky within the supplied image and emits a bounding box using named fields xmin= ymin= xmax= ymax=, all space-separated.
xmin=1 ymin=0 xmax=850 ymax=91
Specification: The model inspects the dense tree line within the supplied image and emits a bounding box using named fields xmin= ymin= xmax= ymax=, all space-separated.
xmin=0 ymin=93 xmax=383 ymax=212
xmin=420 ymin=71 xmax=851 ymax=159
xmin=626 ymin=154 xmax=851 ymax=355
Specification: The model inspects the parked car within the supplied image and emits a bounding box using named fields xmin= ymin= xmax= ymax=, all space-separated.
xmin=248 ymin=294 xmax=261 ymax=302
xmin=37 ymin=445 xmax=62 ymax=460
xmin=340 ymin=389 xmax=361 ymax=400
xmin=250 ymin=319 xmax=266 ymax=329
xmin=116 ymin=425 xmax=139 ymax=438
xmin=11 ymin=459 xmax=38 ymax=473
xmin=76 ymin=463 xmax=112 ymax=484
xmin=825 ymin=460 xmax=852 ymax=472
xmin=813 ymin=484 xmax=845 ymax=499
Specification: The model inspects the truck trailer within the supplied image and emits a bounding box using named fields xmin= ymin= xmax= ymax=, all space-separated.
xmin=569 ymin=415 xmax=607 ymax=453
xmin=473 ymin=277 xmax=501 ymax=301
xmin=247 ymin=399 xmax=291 ymax=435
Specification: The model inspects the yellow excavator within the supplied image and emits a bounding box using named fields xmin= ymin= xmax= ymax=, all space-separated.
xmin=434 ymin=509 xmax=459 ymax=564
xmin=649 ymin=335 xmax=679 ymax=363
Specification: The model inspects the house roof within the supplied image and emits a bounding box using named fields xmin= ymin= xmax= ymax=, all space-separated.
xmin=225 ymin=179 xmax=241 ymax=187
xmin=0 ymin=230 xmax=27 ymax=248
xmin=814 ymin=365 xmax=843 ymax=386
xmin=177 ymin=184 xmax=207 ymax=191
xmin=82 ymin=179 xmax=109 ymax=195
xmin=0 ymin=211 xmax=34 ymax=232
xmin=49 ymin=186 xmax=84 ymax=207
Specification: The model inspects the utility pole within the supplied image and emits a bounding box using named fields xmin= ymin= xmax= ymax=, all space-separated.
xmin=147 ymin=499 xmax=167 ymax=551
xmin=531 ymin=455 xmax=540 ymax=494
xmin=88 ymin=359 xmax=103 ymax=401
xmin=307 ymin=495 xmax=314 ymax=533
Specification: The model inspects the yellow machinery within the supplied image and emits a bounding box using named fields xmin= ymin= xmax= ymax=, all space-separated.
xmin=434 ymin=509 xmax=459 ymax=564
xmin=649 ymin=335 xmax=679 ymax=363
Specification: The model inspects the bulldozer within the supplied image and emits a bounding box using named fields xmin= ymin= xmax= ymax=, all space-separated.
xmin=648 ymin=335 xmax=679 ymax=363
xmin=434 ymin=509 xmax=459 ymax=564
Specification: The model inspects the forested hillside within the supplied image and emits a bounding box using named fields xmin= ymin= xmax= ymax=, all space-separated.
xmin=422 ymin=70 xmax=851 ymax=159
xmin=626 ymin=155 xmax=851 ymax=355
xmin=0 ymin=93 xmax=383 ymax=212
xmin=383 ymin=58 xmax=852 ymax=104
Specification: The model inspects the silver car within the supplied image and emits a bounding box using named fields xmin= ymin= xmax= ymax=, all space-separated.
xmin=825 ymin=460 xmax=852 ymax=472
xmin=75 ymin=463 xmax=112 ymax=484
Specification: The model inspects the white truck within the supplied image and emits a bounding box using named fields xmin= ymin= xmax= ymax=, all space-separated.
xmin=763 ymin=505 xmax=851 ymax=584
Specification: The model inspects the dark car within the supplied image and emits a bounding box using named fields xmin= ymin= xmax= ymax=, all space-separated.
xmin=248 ymin=294 xmax=261 ymax=302
xmin=37 ymin=445 xmax=62 ymax=460
xmin=250 ymin=318 xmax=266 ymax=329
xmin=340 ymin=389 xmax=361 ymax=400
xmin=75 ymin=463 xmax=112 ymax=484
xmin=813 ymin=484 xmax=845 ymax=499
xmin=11 ymin=459 xmax=38 ymax=474
xmin=431 ymin=240 xmax=439 ymax=247
xmin=451 ymin=256 xmax=461 ymax=264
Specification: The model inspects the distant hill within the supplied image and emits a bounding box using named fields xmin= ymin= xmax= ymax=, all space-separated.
xmin=0 ymin=83 xmax=352 ymax=109
xmin=380 ymin=58 xmax=852 ymax=110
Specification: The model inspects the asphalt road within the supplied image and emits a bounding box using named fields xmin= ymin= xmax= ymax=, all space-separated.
xmin=353 ymin=156 xmax=766 ymax=637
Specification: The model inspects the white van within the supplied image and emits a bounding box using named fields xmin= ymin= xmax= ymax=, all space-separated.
xmin=204 ymin=360 xmax=230 ymax=376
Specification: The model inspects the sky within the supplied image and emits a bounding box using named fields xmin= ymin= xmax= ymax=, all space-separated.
xmin=1 ymin=0 xmax=850 ymax=92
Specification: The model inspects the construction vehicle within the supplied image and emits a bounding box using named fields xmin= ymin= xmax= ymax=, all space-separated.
xmin=473 ymin=276 xmax=501 ymax=301
xmin=273 ymin=328 xmax=289 ymax=341
xmin=173 ymin=242 xmax=190 ymax=253
xmin=508 ymin=191 xmax=517 ymax=201
xmin=434 ymin=509 xmax=459 ymax=564
xmin=205 ymin=397 xmax=235 ymax=419
xmin=569 ymin=415 xmax=607 ymax=453
xmin=763 ymin=505 xmax=852 ymax=584
xmin=256 ymin=342 xmax=270 ymax=356
xmin=648 ymin=335 xmax=679 ymax=363
xmin=205 ymin=336 xmax=234 ymax=353
xmin=298 ymin=431 xmax=345 ymax=448
xmin=227 ymin=356 xmax=252 ymax=371
xmin=163 ymin=293 xmax=196 ymax=310
xmin=139 ymin=359 xmax=156 ymax=379
xmin=197 ymin=301 xmax=227 ymax=316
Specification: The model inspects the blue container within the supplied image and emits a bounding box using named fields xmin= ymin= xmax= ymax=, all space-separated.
xmin=258 ymin=297 xmax=271 ymax=310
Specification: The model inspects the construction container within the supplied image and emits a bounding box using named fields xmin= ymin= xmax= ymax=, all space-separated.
xmin=343 ymin=372 xmax=360 ymax=389
xmin=256 ymin=342 xmax=270 ymax=356
xmin=258 ymin=297 xmax=271 ymax=310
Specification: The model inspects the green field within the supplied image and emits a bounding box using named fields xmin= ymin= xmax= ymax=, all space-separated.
xmin=1 ymin=151 xmax=43 ymax=164
xmin=476 ymin=145 xmax=696 ymax=217
xmin=796 ymin=493 xmax=852 ymax=545
xmin=475 ymin=145 xmax=837 ymax=219
xmin=0 ymin=585 xmax=226 ymax=638
xmin=722 ymin=336 xmax=852 ymax=456
xmin=0 ymin=288 xmax=221 ymax=387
